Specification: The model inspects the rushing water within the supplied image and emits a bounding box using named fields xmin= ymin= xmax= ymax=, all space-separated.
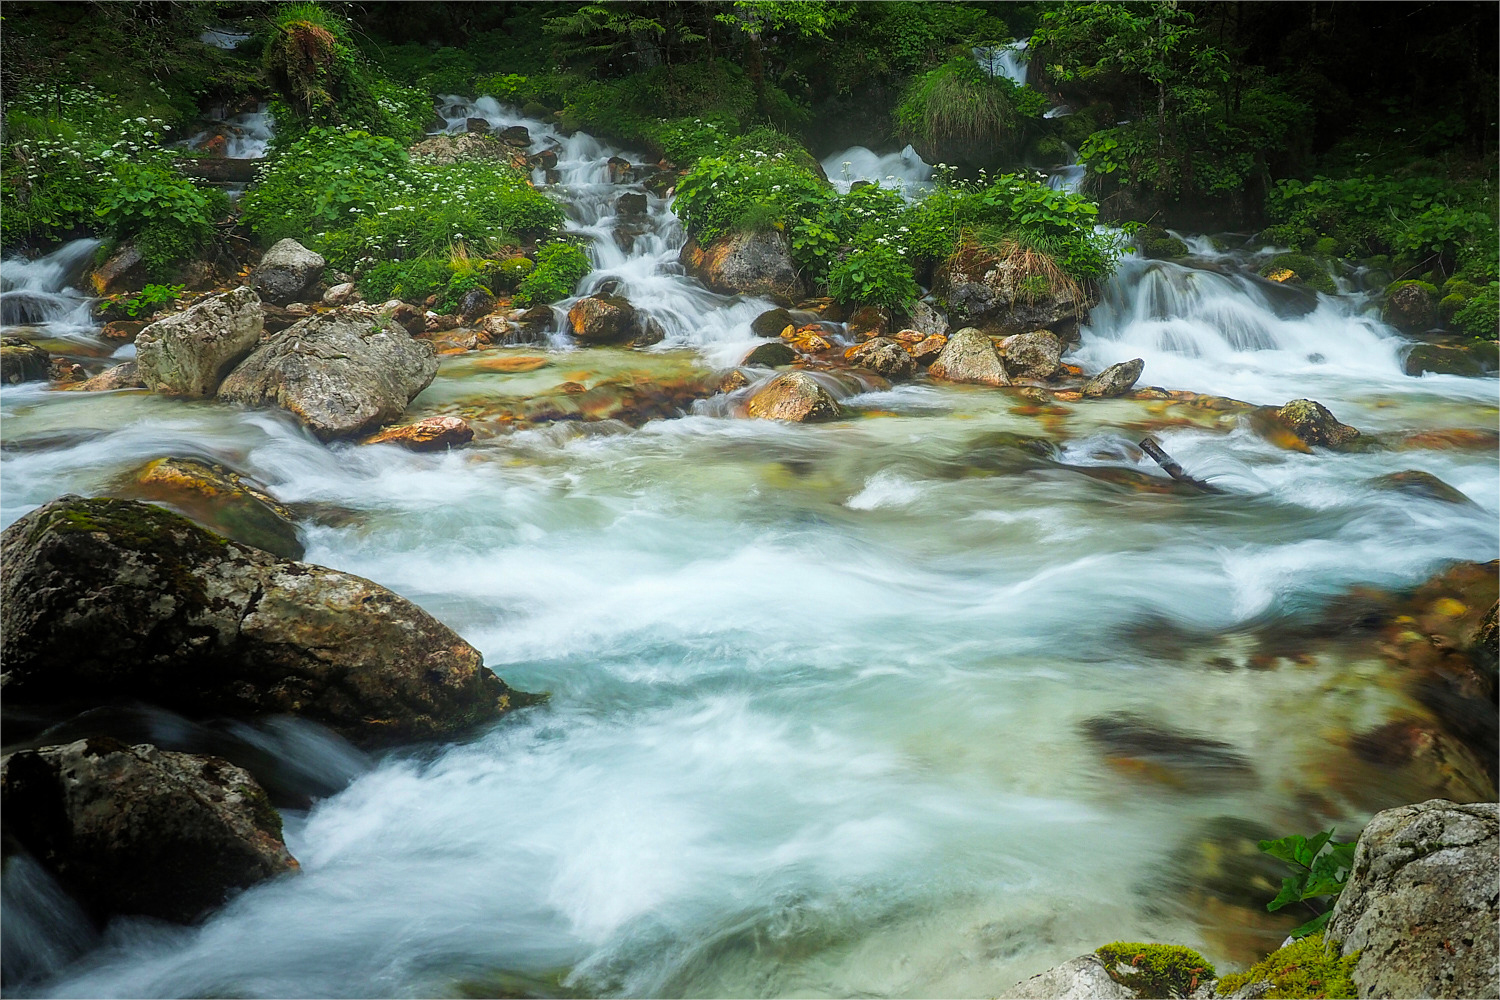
xmin=1 ymin=102 xmax=1497 ymax=999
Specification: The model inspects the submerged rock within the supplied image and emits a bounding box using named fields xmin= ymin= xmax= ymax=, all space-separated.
xmin=1080 ymin=712 xmax=1256 ymax=791
xmin=927 ymin=327 xmax=1008 ymax=386
xmin=122 ymin=456 xmax=304 ymax=560
xmin=1369 ymin=469 xmax=1473 ymax=504
xmin=1404 ymin=341 xmax=1495 ymax=376
xmin=364 ymin=415 xmax=475 ymax=451
xmin=75 ymin=361 xmax=145 ymax=392
xmin=0 ymin=496 xmax=526 ymax=747
xmin=844 ymin=337 xmax=916 ymax=381
xmin=680 ymin=231 xmax=806 ymax=305
xmin=1081 ymin=358 xmax=1145 ymax=398
xmin=1 ymin=337 xmax=51 ymax=383
xmin=746 ymin=371 xmax=843 ymax=422
xmin=218 ymin=307 xmax=438 ymax=441
xmin=1001 ymin=330 xmax=1063 ymax=380
xmin=0 ymin=738 xmax=298 ymax=924
xmin=252 ymin=239 xmax=326 ymax=306
xmin=568 ymin=294 xmax=638 ymax=344
xmin=1326 ymin=799 xmax=1498 ymax=999
xmin=1274 ymin=398 xmax=1361 ymax=449
xmin=135 ymin=286 xmax=263 ymax=398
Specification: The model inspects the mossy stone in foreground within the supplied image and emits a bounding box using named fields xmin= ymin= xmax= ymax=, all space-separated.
xmin=1094 ymin=942 xmax=1215 ymax=999
xmin=1216 ymin=934 xmax=1358 ymax=999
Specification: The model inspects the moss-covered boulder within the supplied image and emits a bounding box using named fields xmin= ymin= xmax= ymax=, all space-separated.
xmin=119 ymin=456 xmax=304 ymax=560
xmin=742 ymin=342 xmax=797 ymax=368
xmin=1258 ymin=254 xmax=1336 ymax=295
xmin=1137 ymin=226 xmax=1189 ymax=260
xmin=1404 ymin=341 xmax=1496 ymax=376
xmin=0 ymin=738 xmax=298 ymax=924
xmin=1270 ymin=398 xmax=1361 ymax=450
xmin=0 ymin=337 xmax=51 ymax=384
xmin=1382 ymin=279 xmax=1439 ymax=334
xmin=1094 ymin=942 xmax=1215 ymax=999
xmin=0 ymin=496 xmax=528 ymax=747
xmin=1216 ymin=934 xmax=1358 ymax=999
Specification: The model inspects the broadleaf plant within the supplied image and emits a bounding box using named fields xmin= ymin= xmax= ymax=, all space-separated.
xmin=1258 ymin=829 xmax=1357 ymax=938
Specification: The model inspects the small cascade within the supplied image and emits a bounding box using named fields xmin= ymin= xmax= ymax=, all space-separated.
xmin=820 ymin=145 xmax=934 ymax=198
xmin=1047 ymin=144 xmax=1086 ymax=193
xmin=974 ymin=38 xmax=1029 ymax=85
xmin=185 ymin=104 xmax=275 ymax=160
xmin=199 ymin=27 xmax=250 ymax=49
xmin=0 ymin=238 xmax=101 ymax=343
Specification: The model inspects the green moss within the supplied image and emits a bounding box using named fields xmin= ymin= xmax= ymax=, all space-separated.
xmin=495 ymin=256 xmax=535 ymax=290
xmin=1259 ymin=253 xmax=1337 ymax=295
xmin=1139 ymin=225 xmax=1189 ymax=259
xmin=1216 ymin=934 xmax=1358 ymax=999
xmin=1312 ymin=236 xmax=1339 ymax=256
xmin=1453 ymin=283 xmax=1499 ymax=340
xmin=1387 ymin=278 xmax=1439 ymax=297
xmin=1440 ymin=292 xmax=1468 ymax=320
xmin=1443 ymin=277 xmax=1481 ymax=298
xmin=1094 ymin=942 xmax=1215 ymax=999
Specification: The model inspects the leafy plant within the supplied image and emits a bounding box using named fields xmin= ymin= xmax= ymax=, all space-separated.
xmin=122 ymin=283 xmax=185 ymax=318
xmin=513 ymin=242 xmax=591 ymax=306
xmin=356 ymin=258 xmax=452 ymax=304
xmin=1258 ymin=829 xmax=1357 ymax=938
xmin=827 ymin=243 xmax=919 ymax=310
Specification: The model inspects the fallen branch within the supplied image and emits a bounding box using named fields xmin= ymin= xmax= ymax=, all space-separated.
xmin=1139 ymin=436 xmax=1223 ymax=493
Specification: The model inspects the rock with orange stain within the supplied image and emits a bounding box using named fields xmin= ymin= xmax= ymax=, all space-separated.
xmin=125 ymin=455 xmax=303 ymax=559
xmin=746 ymin=371 xmax=843 ymax=422
xmin=470 ymin=355 xmax=549 ymax=374
xmin=364 ymin=416 xmax=475 ymax=452
xmin=905 ymin=333 xmax=947 ymax=366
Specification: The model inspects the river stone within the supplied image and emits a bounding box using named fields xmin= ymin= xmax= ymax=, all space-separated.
xmin=252 ymin=239 xmax=326 ymax=306
xmin=1326 ymin=799 xmax=1498 ymax=999
xmin=323 ymin=282 xmax=356 ymax=306
xmin=751 ymin=307 xmax=795 ymax=339
xmin=1009 ymin=954 xmax=1135 ymax=999
xmin=1369 ymin=469 xmax=1473 ymax=505
xmin=1 ymin=337 xmax=51 ymax=383
xmin=746 ymin=371 xmax=843 ymax=422
xmin=498 ymin=124 xmax=530 ymax=147
xmin=364 ymin=415 xmax=475 ymax=451
xmin=927 ymin=327 xmax=1008 ymax=386
xmin=123 ymin=456 xmax=304 ymax=560
xmin=908 ymin=299 xmax=949 ymax=338
xmin=616 ymin=192 xmax=648 ymax=217
xmin=88 ymin=242 xmax=147 ymax=296
xmin=1275 ymin=398 xmax=1360 ymax=449
xmin=0 ymin=496 xmax=524 ymax=746
xmin=1383 ymin=281 xmax=1438 ymax=334
xmin=935 ymin=253 xmax=1097 ymax=335
xmin=76 ymin=361 xmax=145 ymax=392
xmin=218 ymin=308 xmax=438 ymax=441
xmin=680 ymin=231 xmax=806 ymax=306
xmin=845 ymin=337 xmax=916 ymax=381
xmin=568 ymin=295 xmax=637 ymax=343
xmin=742 ymin=342 xmax=797 ymax=367
xmin=1082 ymin=358 xmax=1145 ymax=398
xmin=134 ymin=286 xmax=263 ymax=398
xmin=846 ymin=305 xmax=890 ymax=340
xmin=0 ymin=738 xmax=298 ymax=924
xmin=1405 ymin=342 xmax=1493 ymax=376
xmin=1002 ymin=330 xmax=1063 ymax=380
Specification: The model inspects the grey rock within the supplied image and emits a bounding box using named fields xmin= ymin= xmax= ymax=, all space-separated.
xmin=465 ymin=117 xmax=490 ymax=134
xmin=746 ymin=371 xmax=843 ymax=422
xmin=135 ymin=286 xmax=264 ymax=398
xmin=1082 ymin=358 xmax=1145 ymax=398
xmin=927 ymin=327 xmax=1008 ymax=386
xmin=458 ymin=287 xmax=496 ymax=323
xmin=907 ymin=299 xmax=949 ymax=338
xmin=936 ymin=255 xmax=1097 ymax=335
xmin=1009 ymin=955 xmax=1136 ymax=999
xmin=568 ymin=295 xmax=638 ymax=344
xmin=1 ymin=738 xmax=297 ymax=923
xmin=1327 ymin=799 xmax=1498 ymax=1000
xmin=252 ymin=239 xmax=326 ymax=306
xmin=742 ymin=342 xmax=797 ymax=367
xmin=498 ymin=125 xmax=530 ymax=147
xmin=681 ymin=231 xmax=806 ymax=306
xmin=218 ymin=307 xmax=438 ymax=440
xmin=616 ymin=192 xmax=648 ymax=217
xmin=1002 ymin=330 xmax=1063 ymax=380
xmin=1383 ymin=282 xmax=1438 ymax=334
xmin=0 ymin=496 xmax=526 ymax=747
xmin=846 ymin=337 xmax=917 ymax=381
xmin=1 ymin=337 xmax=51 ymax=383
xmin=322 ymin=282 xmax=357 ymax=306
xmin=76 ymin=361 xmax=145 ymax=392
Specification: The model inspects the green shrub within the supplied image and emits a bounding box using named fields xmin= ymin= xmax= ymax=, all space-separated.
xmin=1094 ymin=942 xmax=1215 ymax=1000
xmin=1216 ymin=935 xmax=1358 ymax=999
xmin=514 ymin=242 xmax=591 ymax=306
xmin=1454 ymin=283 xmax=1499 ymax=340
xmin=436 ymin=269 xmax=492 ymax=314
xmin=121 ymin=283 xmax=185 ymax=318
xmin=242 ymin=127 xmax=413 ymax=243
xmin=674 ymin=149 xmax=828 ymax=243
xmin=894 ymin=57 xmax=1045 ymax=152
xmin=495 ymin=255 xmax=535 ymax=290
xmin=356 ymin=258 xmax=451 ymax=303
xmin=827 ymin=243 xmax=919 ymax=310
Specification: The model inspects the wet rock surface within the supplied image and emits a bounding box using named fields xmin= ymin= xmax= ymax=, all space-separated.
xmin=746 ymin=371 xmax=843 ymax=422
xmin=1009 ymin=954 xmax=1134 ymax=999
xmin=1082 ymin=358 xmax=1145 ymax=398
xmin=935 ymin=250 xmax=1096 ymax=335
xmin=1 ymin=337 xmax=52 ymax=383
xmin=252 ymin=239 xmax=326 ymax=306
xmin=0 ymin=496 xmax=526 ymax=747
xmin=568 ymin=294 xmax=638 ymax=344
xmin=1327 ymin=799 xmax=1498 ymax=1000
xmin=218 ymin=307 xmax=439 ymax=440
xmin=1001 ymin=330 xmax=1063 ymax=380
xmin=364 ymin=415 xmax=475 ymax=451
xmin=742 ymin=342 xmax=797 ymax=367
xmin=135 ymin=286 xmax=264 ymax=398
xmin=1273 ymin=398 xmax=1361 ymax=450
xmin=0 ymin=738 xmax=298 ymax=924
xmin=117 ymin=456 xmax=304 ymax=560
xmin=927 ymin=327 xmax=1008 ymax=386
xmin=844 ymin=337 xmax=916 ymax=381
xmin=680 ymin=231 xmax=806 ymax=305
xmin=75 ymin=361 xmax=145 ymax=392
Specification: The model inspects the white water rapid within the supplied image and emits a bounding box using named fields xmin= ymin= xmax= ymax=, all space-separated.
xmin=1 ymin=103 xmax=1496 ymax=1000
xmin=975 ymin=39 xmax=1029 ymax=86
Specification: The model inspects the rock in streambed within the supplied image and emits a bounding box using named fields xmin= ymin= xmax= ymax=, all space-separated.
xmin=0 ymin=496 xmax=528 ymax=747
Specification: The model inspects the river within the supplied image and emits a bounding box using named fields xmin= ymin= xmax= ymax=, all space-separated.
xmin=1 ymin=100 xmax=1495 ymax=999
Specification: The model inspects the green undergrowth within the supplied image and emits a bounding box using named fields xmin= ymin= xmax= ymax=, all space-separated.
xmin=894 ymin=57 xmax=1047 ymax=156
xmin=513 ymin=242 xmax=592 ymax=307
xmin=356 ymin=257 xmax=496 ymax=313
xmin=1217 ymin=934 xmax=1359 ymax=999
xmin=1094 ymin=942 xmax=1215 ymax=999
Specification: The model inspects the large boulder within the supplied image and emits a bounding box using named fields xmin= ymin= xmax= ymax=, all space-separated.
xmin=907 ymin=299 xmax=949 ymax=338
xmin=844 ymin=337 xmax=916 ymax=381
xmin=1383 ymin=280 xmax=1439 ymax=335
xmin=681 ymin=231 xmax=806 ymax=305
xmin=1275 ymin=398 xmax=1360 ymax=449
xmin=745 ymin=371 xmax=843 ymax=422
xmin=218 ymin=307 xmax=438 ymax=441
xmin=927 ymin=327 xmax=1008 ymax=386
xmin=568 ymin=295 xmax=638 ymax=344
xmin=1082 ymin=358 xmax=1145 ymax=398
xmin=121 ymin=456 xmax=303 ymax=560
xmin=1 ymin=337 xmax=51 ymax=383
xmin=252 ymin=239 xmax=326 ymax=306
xmin=1 ymin=739 xmax=297 ymax=924
xmin=134 ymin=286 xmax=264 ymax=398
xmin=935 ymin=252 xmax=1097 ymax=335
xmin=0 ymin=496 xmax=526 ymax=747
xmin=742 ymin=342 xmax=797 ymax=367
xmin=1001 ymin=330 xmax=1063 ymax=380
xmin=1327 ymin=799 xmax=1497 ymax=999
xmin=750 ymin=307 xmax=796 ymax=339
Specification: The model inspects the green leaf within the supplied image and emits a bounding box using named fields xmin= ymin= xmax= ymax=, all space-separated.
xmin=1290 ymin=909 xmax=1333 ymax=939
xmin=1258 ymin=834 xmax=1311 ymax=869
xmin=1266 ymin=874 xmax=1308 ymax=912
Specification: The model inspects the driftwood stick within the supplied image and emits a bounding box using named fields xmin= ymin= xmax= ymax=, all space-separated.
xmin=1139 ymin=436 xmax=1223 ymax=493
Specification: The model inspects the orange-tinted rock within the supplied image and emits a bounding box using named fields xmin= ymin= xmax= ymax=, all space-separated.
xmin=364 ymin=416 xmax=474 ymax=451
xmin=471 ymin=355 xmax=549 ymax=373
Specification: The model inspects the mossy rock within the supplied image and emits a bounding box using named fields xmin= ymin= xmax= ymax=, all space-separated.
xmin=1443 ymin=277 xmax=1481 ymax=299
xmin=1440 ymin=293 xmax=1469 ymax=320
xmin=1312 ymin=236 xmax=1339 ymax=257
xmin=1217 ymin=934 xmax=1359 ymax=999
xmin=1383 ymin=280 xmax=1441 ymax=334
xmin=1258 ymin=253 xmax=1336 ymax=295
xmin=1404 ymin=341 xmax=1495 ymax=376
xmin=495 ymin=256 xmax=535 ymax=291
xmin=1094 ymin=942 xmax=1215 ymax=999
xmin=1138 ymin=225 xmax=1189 ymax=260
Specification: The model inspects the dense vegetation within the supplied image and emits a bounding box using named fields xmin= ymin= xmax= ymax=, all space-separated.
xmin=0 ymin=0 xmax=1493 ymax=333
